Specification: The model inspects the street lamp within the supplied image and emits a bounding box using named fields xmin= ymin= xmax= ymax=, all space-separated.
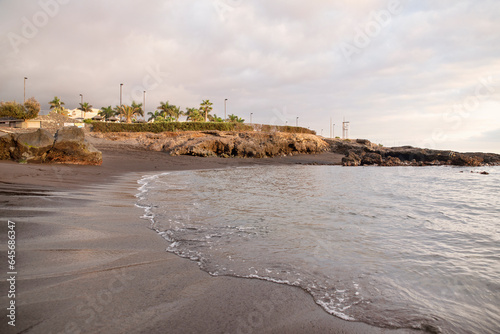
xmin=224 ymin=98 xmax=228 ymax=122
xmin=296 ymin=117 xmax=299 ymax=127
xmin=250 ymin=112 xmax=253 ymax=125
xmin=120 ymin=83 xmax=123 ymax=106
xmin=24 ymin=77 xmax=28 ymax=103
xmin=143 ymin=90 xmax=146 ymax=116
xmin=80 ymin=94 xmax=83 ymax=118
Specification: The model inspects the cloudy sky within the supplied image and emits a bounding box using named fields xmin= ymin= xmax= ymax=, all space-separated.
xmin=1 ymin=0 xmax=499 ymax=153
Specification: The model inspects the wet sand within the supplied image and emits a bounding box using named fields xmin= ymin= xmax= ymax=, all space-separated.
xmin=0 ymin=146 xmax=418 ymax=333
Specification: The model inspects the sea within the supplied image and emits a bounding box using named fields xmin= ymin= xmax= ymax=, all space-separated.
xmin=136 ymin=165 xmax=500 ymax=334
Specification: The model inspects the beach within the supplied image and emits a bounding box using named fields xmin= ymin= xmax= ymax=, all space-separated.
xmin=0 ymin=144 xmax=418 ymax=334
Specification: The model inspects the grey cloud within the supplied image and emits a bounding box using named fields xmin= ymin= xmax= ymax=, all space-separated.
xmin=1 ymin=0 xmax=499 ymax=153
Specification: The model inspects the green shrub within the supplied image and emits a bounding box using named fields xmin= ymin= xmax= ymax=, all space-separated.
xmin=254 ymin=124 xmax=316 ymax=135
xmin=0 ymin=101 xmax=24 ymax=119
xmin=83 ymin=119 xmax=93 ymax=124
xmin=91 ymin=121 xmax=254 ymax=133
xmin=0 ymin=98 xmax=40 ymax=120
xmin=23 ymin=98 xmax=41 ymax=119
xmin=91 ymin=121 xmax=316 ymax=134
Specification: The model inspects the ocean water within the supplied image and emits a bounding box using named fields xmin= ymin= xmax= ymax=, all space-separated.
xmin=136 ymin=165 xmax=500 ymax=334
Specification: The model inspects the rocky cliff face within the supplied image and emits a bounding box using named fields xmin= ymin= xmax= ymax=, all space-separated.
xmin=0 ymin=128 xmax=102 ymax=165
xmin=90 ymin=131 xmax=328 ymax=158
xmin=324 ymin=138 xmax=500 ymax=167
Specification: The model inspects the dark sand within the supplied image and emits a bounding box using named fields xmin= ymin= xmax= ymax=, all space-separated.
xmin=0 ymin=145 xmax=418 ymax=334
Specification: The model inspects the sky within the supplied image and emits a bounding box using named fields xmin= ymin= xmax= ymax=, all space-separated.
xmin=1 ymin=0 xmax=499 ymax=153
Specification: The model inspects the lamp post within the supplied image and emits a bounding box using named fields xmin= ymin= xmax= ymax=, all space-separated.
xmin=224 ymin=98 xmax=228 ymax=122
xmin=24 ymin=77 xmax=28 ymax=103
xmin=250 ymin=112 xmax=253 ymax=125
xmin=143 ymin=90 xmax=146 ymax=117
xmin=80 ymin=94 xmax=83 ymax=118
xmin=296 ymin=117 xmax=299 ymax=127
xmin=120 ymin=83 xmax=123 ymax=107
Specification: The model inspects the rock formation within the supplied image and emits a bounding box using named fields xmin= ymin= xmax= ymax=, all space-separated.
xmin=90 ymin=131 xmax=328 ymax=158
xmin=0 ymin=128 xmax=102 ymax=165
xmin=324 ymin=138 xmax=500 ymax=167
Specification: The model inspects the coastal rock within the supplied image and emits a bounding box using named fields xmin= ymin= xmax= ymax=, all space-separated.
xmin=361 ymin=152 xmax=383 ymax=166
xmin=13 ymin=129 xmax=55 ymax=162
xmin=342 ymin=152 xmax=361 ymax=166
xmin=450 ymin=154 xmax=482 ymax=167
xmin=46 ymin=127 xmax=102 ymax=165
xmin=0 ymin=132 xmax=15 ymax=160
xmin=179 ymin=132 xmax=327 ymax=158
xmin=383 ymin=156 xmax=402 ymax=166
xmin=99 ymin=131 xmax=329 ymax=158
xmin=1 ymin=127 xmax=101 ymax=165
xmin=325 ymin=137 xmax=500 ymax=167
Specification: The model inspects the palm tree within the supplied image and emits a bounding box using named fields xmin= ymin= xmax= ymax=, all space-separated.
xmin=98 ymin=106 xmax=116 ymax=120
xmin=209 ymin=114 xmax=224 ymax=122
xmin=228 ymin=114 xmax=245 ymax=123
xmin=131 ymin=101 xmax=143 ymax=115
xmin=49 ymin=96 xmax=65 ymax=114
xmin=185 ymin=107 xmax=204 ymax=122
xmin=170 ymin=105 xmax=183 ymax=121
xmin=147 ymin=110 xmax=162 ymax=122
xmin=199 ymin=100 xmax=213 ymax=122
xmin=117 ymin=104 xmax=143 ymax=123
xmin=79 ymin=102 xmax=93 ymax=118
xmin=157 ymin=101 xmax=174 ymax=118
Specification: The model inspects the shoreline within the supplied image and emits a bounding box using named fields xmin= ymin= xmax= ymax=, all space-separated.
xmin=0 ymin=149 xmax=420 ymax=333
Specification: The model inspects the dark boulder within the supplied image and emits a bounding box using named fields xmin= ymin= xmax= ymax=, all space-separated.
xmin=13 ymin=129 xmax=54 ymax=162
xmin=45 ymin=127 xmax=102 ymax=165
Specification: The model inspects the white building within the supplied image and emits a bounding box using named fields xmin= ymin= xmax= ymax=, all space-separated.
xmin=67 ymin=108 xmax=100 ymax=120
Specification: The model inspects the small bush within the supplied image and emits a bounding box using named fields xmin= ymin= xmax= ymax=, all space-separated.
xmin=83 ymin=119 xmax=93 ymax=124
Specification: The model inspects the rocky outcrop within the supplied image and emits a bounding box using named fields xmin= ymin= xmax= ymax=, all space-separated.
xmin=45 ymin=127 xmax=102 ymax=165
xmin=325 ymin=138 xmax=500 ymax=167
xmin=90 ymin=131 xmax=328 ymax=158
xmin=0 ymin=128 xmax=102 ymax=165
xmin=170 ymin=132 xmax=327 ymax=158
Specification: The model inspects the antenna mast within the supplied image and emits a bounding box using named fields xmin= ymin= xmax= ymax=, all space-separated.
xmin=342 ymin=118 xmax=350 ymax=139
